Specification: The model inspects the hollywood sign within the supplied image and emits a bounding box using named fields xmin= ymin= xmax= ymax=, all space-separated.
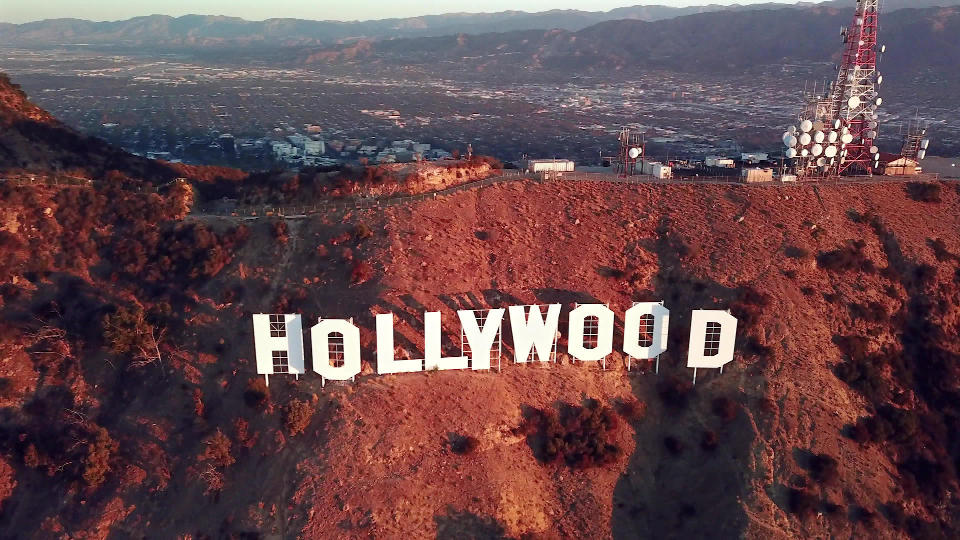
xmin=252 ymin=303 xmax=738 ymax=386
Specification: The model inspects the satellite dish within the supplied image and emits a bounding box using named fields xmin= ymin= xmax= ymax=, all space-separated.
xmin=628 ymin=147 xmax=641 ymax=159
xmin=788 ymin=125 xmax=797 ymax=135
xmin=874 ymin=152 xmax=881 ymax=159
xmin=870 ymin=146 xmax=879 ymax=154
xmin=800 ymin=120 xmax=813 ymax=133
xmin=841 ymin=133 xmax=854 ymax=144
xmin=817 ymin=157 xmax=827 ymax=167
xmin=786 ymin=148 xmax=798 ymax=159
xmin=881 ymin=44 xmax=886 ymax=53
xmin=875 ymin=97 xmax=883 ymax=106
xmin=848 ymin=96 xmax=862 ymax=109
xmin=814 ymin=131 xmax=825 ymax=143
xmin=834 ymin=119 xmax=842 ymax=129
xmin=868 ymin=121 xmax=878 ymax=129
xmin=799 ymin=133 xmax=812 ymax=146
xmin=828 ymin=131 xmax=839 ymax=143
xmin=842 ymin=126 xmax=850 ymax=135
xmin=921 ymin=139 xmax=930 ymax=150
xmin=868 ymin=130 xmax=879 ymax=139
xmin=801 ymin=148 xmax=809 ymax=157
xmin=877 ymin=75 xmax=883 ymax=85
xmin=918 ymin=149 xmax=927 ymax=160
xmin=784 ymin=135 xmax=798 ymax=147
xmin=812 ymin=144 xmax=824 ymax=157
xmin=824 ymin=145 xmax=838 ymax=158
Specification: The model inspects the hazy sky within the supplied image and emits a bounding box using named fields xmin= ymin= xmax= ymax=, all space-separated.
xmin=0 ymin=0 xmax=803 ymax=24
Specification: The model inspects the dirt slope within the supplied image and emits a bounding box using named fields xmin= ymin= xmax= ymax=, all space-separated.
xmin=2 ymin=175 xmax=959 ymax=538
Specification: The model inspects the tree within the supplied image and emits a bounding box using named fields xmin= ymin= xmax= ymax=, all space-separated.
xmin=83 ymin=427 xmax=118 ymax=489
xmin=199 ymin=429 xmax=234 ymax=468
xmin=103 ymin=305 xmax=164 ymax=369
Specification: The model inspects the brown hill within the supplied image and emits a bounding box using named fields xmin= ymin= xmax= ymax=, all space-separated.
xmin=1 ymin=171 xmax=959 ymax=537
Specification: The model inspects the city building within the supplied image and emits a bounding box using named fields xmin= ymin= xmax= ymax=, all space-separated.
xmin=303 ymin=139 xmax=325 ymax=155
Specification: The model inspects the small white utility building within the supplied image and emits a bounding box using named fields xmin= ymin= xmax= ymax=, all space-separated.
xmin=525 ymin=159 xmax=575 ymax=173
xmin=642 ymin=161 xmax=673 ymax=179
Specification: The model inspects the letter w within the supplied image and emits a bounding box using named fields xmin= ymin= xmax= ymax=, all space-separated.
xmin=508 ymin=304 xmax=561 ymax=363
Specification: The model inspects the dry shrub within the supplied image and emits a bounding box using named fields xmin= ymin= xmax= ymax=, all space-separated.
xmin=663 ymin=436 xmax=684 ymax=456
xmin=787 ymin=488 xmax=819 ymax=517
xmin=83 ymin=427 xmax=118 ymax=489
xmin=848 ymin=301 xmax=888 ymax=324
xmin=244 ymin=378 xmax=269 ymax=408
xmin=522 ymin=404 xmax=621 ymax=469
xmin=657 ymin=375 xmax=693 ymax=409
xmin=354 ymin=222 xmax=374 ymax=241
xmin=449 ymin=434 xmax=480 ymax=455
xmin=784 ymin=245 xmax=811 ymax=259
xmin=350 ymin=260 xmax=374 ymax=285
xmin=711 ymin=396 xmax=739 ymax=422
xmin=817 ymin=240 xmax=876 ymax=274
xmin=701 ymin=431 xmax=719 ymax=451
xmin=617 ymin=398 xmax=646 ymax=421
xmin=905 ymin=182 xmax=942 ymax=203
xmin=271 ymin=220 xmax=289 ymax=245
xmin=808 ymin=453 xmax=839 ymax=484
xmin=199 ymin=429 xmax=234 ymax=468
xmin=284 ymin=399 xmax=314 ymax=436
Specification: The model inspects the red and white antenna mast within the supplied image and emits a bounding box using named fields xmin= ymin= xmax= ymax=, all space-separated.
xmin=782 ymin=0 xmax=885 ymax=177
xmin=831 ymin=0 xmax=882 ymax=174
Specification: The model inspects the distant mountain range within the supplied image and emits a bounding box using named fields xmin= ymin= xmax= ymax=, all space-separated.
xmin=2 ymin=1 xmax=960 ymax=48
xmin=278 ymin=6 xmax=960 ymax=78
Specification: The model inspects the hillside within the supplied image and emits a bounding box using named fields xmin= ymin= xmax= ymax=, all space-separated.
xmin=0 ymin=68 xmax=959 ymax=540
xmin=0 ymin=73 xmax=249 ymax=184
xmin=2 ymin=164 xmax=960 ymax=536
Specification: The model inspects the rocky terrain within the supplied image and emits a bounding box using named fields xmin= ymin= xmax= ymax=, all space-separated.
xmin=0 ymin=75 xmax=959 ymax=540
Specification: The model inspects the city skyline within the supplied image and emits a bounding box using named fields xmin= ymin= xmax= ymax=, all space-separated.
xmin=1 ymin=0 xmax=805 ymax=24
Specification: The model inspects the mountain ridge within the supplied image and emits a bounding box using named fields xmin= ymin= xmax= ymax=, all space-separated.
xmin=4 ymin=1 xmax=960 ymax=47
xmin=278 ymin=6 xmax=960 ymax=77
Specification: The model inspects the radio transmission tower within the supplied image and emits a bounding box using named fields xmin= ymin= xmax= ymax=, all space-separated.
xmin=782 ymin=0 xmax=903 ymax=177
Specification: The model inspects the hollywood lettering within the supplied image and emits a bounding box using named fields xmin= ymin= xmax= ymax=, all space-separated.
xmin=251 ymin=303 xmax=738 ymax=385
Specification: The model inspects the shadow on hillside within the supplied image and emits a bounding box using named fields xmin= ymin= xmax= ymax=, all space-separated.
xmin=434 ymin=507 xmax=511 ymax=540
xmin=611 ymin=216 xmax=752 ymax=539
